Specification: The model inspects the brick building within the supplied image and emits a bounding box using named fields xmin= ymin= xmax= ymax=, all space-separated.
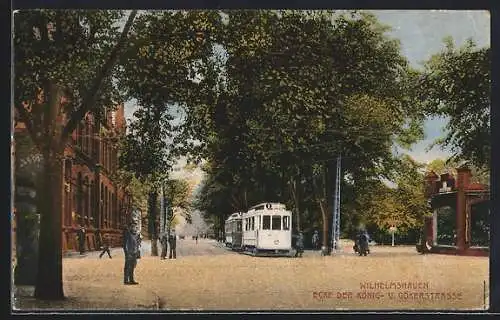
xmin=421 ymin=166 xmax=489 ymax=256
xmin=15 ymin=104 xmax=132 ymax=253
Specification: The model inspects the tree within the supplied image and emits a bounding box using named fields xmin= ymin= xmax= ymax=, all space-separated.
xmin=163 ymin=179 xmax=193 ymax=232
xmin=418 ymin=38 xmax=490 ymax=168
xmin=187 ymin=10 xmax=426 ymax=250
xmin=14 ymin=10 xmax=137 ymax=300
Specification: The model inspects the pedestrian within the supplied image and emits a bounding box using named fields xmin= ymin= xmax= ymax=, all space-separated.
xmin=295 ymin=231 xmax=304 ymax=258
xmin=312 ymin=230 xmax=319 ymax=250
xmin=160 ymin=232 xmax=168 ymax=260
xmin=76 ymin=224 xmax=86 ymax=255
xmin=195 ymin=235 xmax=198 ymax=244
xmin=123 ymin=222 xmax=140 ymax=285
xmin=95 ymin=228 xmax=102 ymax=251
xmin=168 ymin=231 xmax=177 ymax=259
xmin=99 ymin=233 xmax=112 ymax=259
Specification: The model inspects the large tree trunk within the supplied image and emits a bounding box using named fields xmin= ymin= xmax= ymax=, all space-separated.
xmin=148 ymin=191 xmax=158 ymax=256
xmin=34 ymin=152 xmax=64 ymax=300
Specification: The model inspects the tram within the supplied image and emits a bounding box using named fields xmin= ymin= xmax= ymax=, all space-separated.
xmin=241 ymin=202 xmax=292 ymax=255
xmin=224 ymin=212 xmax=243 ymax=249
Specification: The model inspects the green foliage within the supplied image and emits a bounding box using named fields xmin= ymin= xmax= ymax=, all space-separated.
xmin=418 ymin=39 xmax=490 ymax=168
xmin=117 ymin=11 xmax=224 ymax=190
xmin=164 ymin=179 xmax=191 ymax=210
xmin=182 ymin=10 xmax=428 ymax=236
xmin=342 ymin=155 xmax=429 ymax=236
xmin=14 ymin=10 xmax=127 ymax=149
xmin=426 ymin=158 xmax=489 ymax=185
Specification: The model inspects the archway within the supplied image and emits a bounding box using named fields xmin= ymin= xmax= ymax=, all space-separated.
xmin=435 ymin=205 xmax=456 ymax=246
xmin=470 ymin=201 xmax=489 ymax=247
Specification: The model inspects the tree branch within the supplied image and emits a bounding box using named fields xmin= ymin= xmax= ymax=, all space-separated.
xmin=60 ymin=10 xmax=137 ymax=148
xmin=15 ymin=103 xmax=44 ymax=149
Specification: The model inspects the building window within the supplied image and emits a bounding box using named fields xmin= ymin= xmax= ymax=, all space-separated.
xmin=77 ymin=124 xmax=82 ymax=148
xmin=85 ymin=122 xmax=90 ymax=156
xmin=90 ymin=181 xmax=95 ymax=227
xmin=77 ymin=173 xmax=83 ymax=225
xmin=82 ymin=122 xmax=87 ymax=154
xmin=64 ymin=159 xmax=72 ymax=226
xmin=112 ymin=192 xmax=116 ymax=229
xmin=108 ymin=189 xmax=111 ymax=229
xmin=83 ymin=177 xmax=89 ymax=226
xmin=100 ymin=183 xmax=104 ymax=228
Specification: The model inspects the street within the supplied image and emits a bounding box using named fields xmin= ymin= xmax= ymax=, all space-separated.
xmin=14 ymin=238 xmax=489 ymax=311
xmin=140 ymin=237 xmax=234 ymax=257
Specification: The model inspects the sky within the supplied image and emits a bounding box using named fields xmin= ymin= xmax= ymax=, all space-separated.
xmin=124 ymin=10 xmax=491 ymax=169
xmin=372 ymin=10 xmax=490 ymax=163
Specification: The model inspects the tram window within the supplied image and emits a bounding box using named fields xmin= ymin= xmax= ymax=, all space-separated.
xmin=272 ymin=215 xmax=281 ymax=230
xmin=237 ymin=221 xmax=242 ymax=231
xmin=262 ymin=215 xmax=271 ymax=230
xmin=283 ymin=216 xmax=290 ymax=230
xmin=251 ymin=217 xmax=255 ymax=230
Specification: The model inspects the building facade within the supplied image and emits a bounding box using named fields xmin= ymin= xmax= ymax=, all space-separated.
xmin=15 ymin=104 xmax=132 ymax=253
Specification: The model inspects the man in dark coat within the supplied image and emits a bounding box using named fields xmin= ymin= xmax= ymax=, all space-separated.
xmin=160 ymin=232 xmax=168 ymax=260
xmin=123 ymin=222 xmax=139 ymax=284
xmin=168 ymin=231 xmax=177 ymax=259
xmin=312 ymin=230 xmax=320 ymax=250
xmin=76 ymin=225 xmax=86 ymax=255
xmin=294 ymin=231 xmax=304 ymax=258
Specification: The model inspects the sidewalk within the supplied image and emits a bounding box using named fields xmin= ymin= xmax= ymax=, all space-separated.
xmin=13 ymin=283 xmax=161 ymax=311
xmin=13 ymin=250 xmax=161 ymax=311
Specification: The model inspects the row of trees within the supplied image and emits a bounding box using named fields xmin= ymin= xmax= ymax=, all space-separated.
xmin=185 ymin=11 xmax=489 ymax=248
xmin=14 ymin=10 xmax=489 ymax=300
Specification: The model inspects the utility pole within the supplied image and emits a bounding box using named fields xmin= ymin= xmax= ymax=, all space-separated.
xmin=331 ymin=154 xmax=342 ymax=253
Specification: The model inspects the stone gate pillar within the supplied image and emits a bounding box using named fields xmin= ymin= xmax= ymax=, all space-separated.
xmin=456 ymin=166 xmax=471 ymax=253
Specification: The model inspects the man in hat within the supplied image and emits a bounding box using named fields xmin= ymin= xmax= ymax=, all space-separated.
xmin=295 ymin=231 xmax=304 ymax=258
xmin=123 ymin=221 xmax=140 ymax=284
xmin=160 ymin=232 xmax=168 ymax=260
xmin=312 ymin=230 xmax=320 ymax=250
xmin=76 ymin=224 xmax=86 ymax=255
xmin=168 ymin=230 xmax=177 ymax=259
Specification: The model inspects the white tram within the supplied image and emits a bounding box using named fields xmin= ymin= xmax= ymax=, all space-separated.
xmin=224 ymin=212 xmax=243 ymax=249
xmin=241 ymin=202 xmax=292 ymax=255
